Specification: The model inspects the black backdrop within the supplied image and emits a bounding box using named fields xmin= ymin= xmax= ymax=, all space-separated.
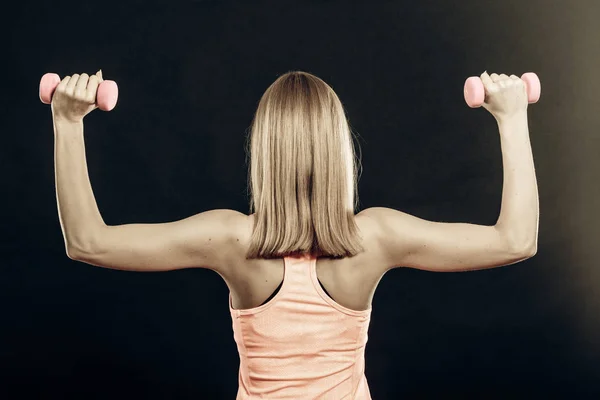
xmin=4 ymin=0 xmax=600 ymax=398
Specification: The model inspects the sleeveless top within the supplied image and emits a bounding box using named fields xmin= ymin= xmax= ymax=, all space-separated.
xmin=229 ymin=253 xmax=373 ymax=399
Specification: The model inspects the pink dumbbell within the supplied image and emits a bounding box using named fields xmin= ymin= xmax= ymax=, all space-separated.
xmin=39 ymin=73 xmax=119 ymax=111
xmin=464 ymin=72 xmax=541 ymax=108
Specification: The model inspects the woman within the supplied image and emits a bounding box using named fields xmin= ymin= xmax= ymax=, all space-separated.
xmin=52 ymin=70 xmax=538 ymax=399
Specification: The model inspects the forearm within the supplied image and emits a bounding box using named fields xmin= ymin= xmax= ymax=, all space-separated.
xmin=54 ymin=119 xmax=106 ymax=255
xmin=494 ymin=112 xmax=539 ymax=252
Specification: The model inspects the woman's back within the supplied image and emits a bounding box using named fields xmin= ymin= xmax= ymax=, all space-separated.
xmin=225 ymin=212 xmax=380 ymax=399
xmin=224 ymin=212 xmax=385 ymax=313
xmin=229 ymin=251 xmax=373 ymax=399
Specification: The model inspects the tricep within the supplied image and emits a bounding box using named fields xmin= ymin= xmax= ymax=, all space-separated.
xmin=359 ymin=207 xmax=535 ymax=273
xmin=69 ymin=209 xmax=245 ymax=272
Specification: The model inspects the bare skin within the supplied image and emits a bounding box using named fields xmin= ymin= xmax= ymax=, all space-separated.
xmin=52 ymin=71 xmax=538 ymax=312
xmin=221 ymin=212 xmax=386 ymax=311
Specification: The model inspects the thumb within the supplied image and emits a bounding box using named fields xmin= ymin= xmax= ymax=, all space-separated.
xmin=96 ymin=69 xmax=104 ymax=82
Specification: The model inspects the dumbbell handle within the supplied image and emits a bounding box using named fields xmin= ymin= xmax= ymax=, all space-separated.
xmin=39 ymin=73 xmax=119 ymax=112
xmin=464 ymin=72 xmax=541 ymax=108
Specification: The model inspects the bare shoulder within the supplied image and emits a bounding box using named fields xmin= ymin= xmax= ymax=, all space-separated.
xmin=192 ymin=209 xmax=252 ymax=275
xmin=212 ymin=208 xmax=252 ymax=248
xmin=355 ymin=206 xmax=415 ymax=266
xmin=355 ymin=206 xmax=385 ymax=233
xmin=177 ymin=208 xmax=251 ymax=272
xmin=201 ymin=208 xmax=249 ymax=230
xmin=220 ymin=209 xmax=253 ymax=255
xmin=351 ymin=208 xmax=392 ymax=273
xmin=355 ymin=206 xmax=436 ymax=274
xmin=185 ymin=208 xmax=249 ymax=241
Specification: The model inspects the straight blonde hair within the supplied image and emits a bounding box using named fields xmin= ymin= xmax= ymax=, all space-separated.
xmin=245 ymin=71 xmax=364 ymax=259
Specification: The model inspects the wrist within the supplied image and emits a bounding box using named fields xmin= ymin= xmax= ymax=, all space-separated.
xmin=496 ymin=111 xmax=528 ymax=127
xmin=53 ymin=117 xmax=83 ymax=132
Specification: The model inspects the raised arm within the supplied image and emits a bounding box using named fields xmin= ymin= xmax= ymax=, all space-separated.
xmin=362 ymin=72 xmax=539 ymax=272
xmin=52 ymin=71 xmax=243 ymax=272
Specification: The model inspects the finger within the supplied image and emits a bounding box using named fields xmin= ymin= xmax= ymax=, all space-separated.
xmin=75 ymin=73 xmax=90 ymax=98
xmin=499 ymin=74 xmax=509 ymax=80
xmin=56 ymin=76 xmax=71 ymax=93
xmin=96 ymin=69 xmax=104 ymax=82
xmin=490 ymin=73 xmax=500 ymax=83
xmin=511 ymin=75 xmax=525 ymax=92
xmin=480 ymin=71 xmax=494 ymax=87
xmin=86 ymin=75 xmax=100 ymax=103
xmin=66 ymin=74 xmax=80 ymax=94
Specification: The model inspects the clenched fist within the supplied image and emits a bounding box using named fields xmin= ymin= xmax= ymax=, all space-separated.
xmin=480 ymin=72 xmax=528 ymax=121
xmin=51 ymin=70 xmax=104 ymax=123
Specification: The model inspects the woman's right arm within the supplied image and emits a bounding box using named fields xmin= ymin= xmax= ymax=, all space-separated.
xmin=362 ymin=72 xmax=539 ymax=272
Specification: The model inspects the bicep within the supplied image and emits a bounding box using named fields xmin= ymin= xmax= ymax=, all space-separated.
xmin=363 ymin=207 xmax=531 ymax=272
xmin=71 ymin=209 xmax=244 ymax=272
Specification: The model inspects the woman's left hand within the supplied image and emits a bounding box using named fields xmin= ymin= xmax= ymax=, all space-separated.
xmin=51 ymin=70 xmax=104 ymax=122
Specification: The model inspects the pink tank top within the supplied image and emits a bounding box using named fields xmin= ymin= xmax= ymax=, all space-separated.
xmin=229 ymin=253 xmax=372 ymax=399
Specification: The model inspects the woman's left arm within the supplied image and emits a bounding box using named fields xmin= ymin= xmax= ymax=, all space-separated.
xmin=52 ymin=72 xmax=243 ymax=272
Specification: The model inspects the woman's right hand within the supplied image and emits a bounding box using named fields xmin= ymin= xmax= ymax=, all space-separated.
xmin=480 ymin=71 xmax=528 ymax=122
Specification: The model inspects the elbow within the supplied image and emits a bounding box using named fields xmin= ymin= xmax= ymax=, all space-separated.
xmin=520 ymin=235 xmax=538 ymax=258
xmin=66 ymin=246 xmax=81 ymax=260
xmin=65 ymin=233 xmax=102 ymax=261
xmin=498 ymin=227 xmax=537 ymax=260
xmin=525 ymin=243 xmax=538 ymax=257
xmin=512 ymin=240 xmax=537 ymax=259
xmin=501 ymin=239 xmax=537 ymax=263
xmin=66 ymin=244 xmax=89 ymax=261
xmin=519 ymin=245 xmax=537 ymax=258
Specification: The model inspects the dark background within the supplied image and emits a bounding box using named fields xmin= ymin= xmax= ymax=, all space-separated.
xmin=4 ymin=0 xmax=600 ymax=398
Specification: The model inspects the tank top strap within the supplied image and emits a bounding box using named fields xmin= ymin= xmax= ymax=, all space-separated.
xmin=283 ymin=253 xmax=317 ymax=282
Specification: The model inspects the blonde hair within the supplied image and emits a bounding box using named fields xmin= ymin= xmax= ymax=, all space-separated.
xmin=245 ymin=71 xmax=364 ymax=259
